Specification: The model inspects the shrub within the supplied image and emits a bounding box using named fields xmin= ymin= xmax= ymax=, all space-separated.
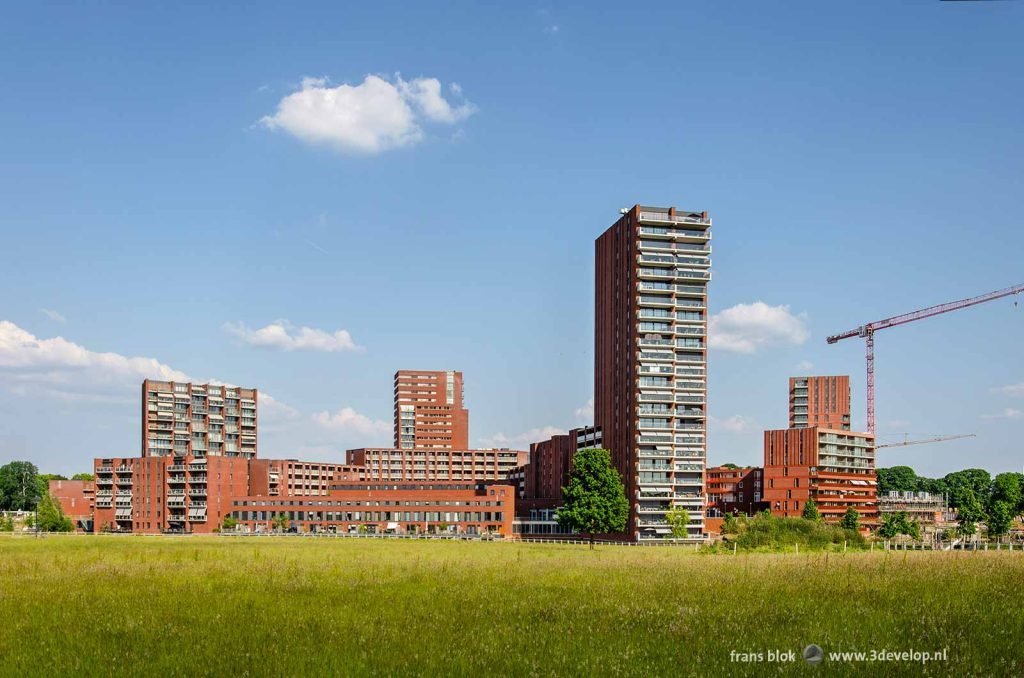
xmin=733 ymin=511 xmax=865 ymax=551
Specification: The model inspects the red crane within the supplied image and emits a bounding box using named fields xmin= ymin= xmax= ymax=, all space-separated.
xmin=826 ymin=283 xmax=1024 ymax=434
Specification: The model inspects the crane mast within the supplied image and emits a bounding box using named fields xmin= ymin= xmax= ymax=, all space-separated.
xmin=827 ymin=283 xmax=1024 ymax=434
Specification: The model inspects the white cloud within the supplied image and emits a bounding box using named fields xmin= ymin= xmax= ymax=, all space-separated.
xmin=476 ymin=425 xmax=563 ymax=449
xmin=994 ymin=383 xmax=1024 ymax=398
xmin=709 ymin=302 xmax=809 ymax=354
xmin=0 ymin=320 xmax=296 ymax=422
xmin=223 ymin=320 xmax=360 ymax=352
xmin=575 ymin=398 xmax=594 ymax=419
xmin=396 ymin=77 xmax=475 ymax=123
xmin=0 ymin=320 xmax=190 ymax=395
xmin=260 ymin=73 xmax=475 ymax=154
xmin=711 ymin=415 xmax=753 ymax=433
xmin=312 ymin=407 xmax=391 ymax=436
xmin=795 ymin=360 xmax=814 ymax=372
xmin=982 ymin=408 xmax=1022 ymax=421
xmin=39 ymin=308 xmax=66 ymax=323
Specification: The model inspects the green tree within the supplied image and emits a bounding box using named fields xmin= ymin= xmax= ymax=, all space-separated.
xmin=222 ymin=516 xmax=238 ymax=531
xmin=840 ymin=506 xmax=860 ymax=531
xmin=956 ymin=490 xmax=986 ymax=538
xmin=801 ymin=497 xmax=821 ymax=522
xmin=71 ymin=473 xmax=95 ymax=482
xmin=944 ymin=469 xmax=991 ymax=509
xmin=0 ymin=461 xmax=41 ymax=511
xmin=557 ymin=448 xmax=629 ymax=549
xmin=877 ymin=466 xmax=920 ymax=494
xmin=35 ymin=493 xmax=74 ymax=532
xmin=878 ymin=511 xmax=919 ymax=540
xmin=665 ymin=504 xmax=692 ymax=539
xmin=272 ymin=513 xmax=289 ymax=532
xmin=989 ymin=473 xmax=1023 ymax=517
xmin=0 ymin=515 xmax=13 ymax=532
xmin=721 ymin=512 xmax=740 ymax=535
xmin=987 ymin=501 xmax=1013 ymax=539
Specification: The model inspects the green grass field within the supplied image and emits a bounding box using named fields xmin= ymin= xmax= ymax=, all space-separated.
xmin=0 ymin=536 xmax=1021 ymax=677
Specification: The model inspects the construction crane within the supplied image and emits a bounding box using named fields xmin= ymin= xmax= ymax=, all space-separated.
xmin=827 ymin=283 xmax=1024 ymax=434
xmin=875 ymin=433 xmax=975 ymax=450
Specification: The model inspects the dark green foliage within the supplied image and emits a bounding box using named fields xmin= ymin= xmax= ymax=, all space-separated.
xmin=721 ymin=513 xmax=740 ymax=535
xmin=801 ymin=497 xmax=821 ymax=522
xmin=840 ymin=506 xmax=860 ymax=531
xmin=989 ymin=472 xmax=1023 ymax=517
xmin=944 ymin=469 xmax=991 ymax=509
xmin=35 ymin=493 xmax=74 ymax=532
xmin=733 ymin=511 xmax=865 ymax=550
xmin=0 ymin=461 xmax=41 ymax=511
xmin=986 ymin=501 xmax=1013 ymax=538
xmin=877 ymin=466 xmax=920 ymax=494
xmin=878 ymin=511 xmax=920 ymax=540
xmin=558 ymin=448 xmax=629 ymax=546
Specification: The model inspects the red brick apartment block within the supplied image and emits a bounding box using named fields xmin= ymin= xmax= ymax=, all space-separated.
xmin=142 ymin=380 xmax=258 ymax=459
xmin=345 ymin=448 xmax=526 ymax=483
xmin=594 ymin=205 xmax=711 ymax=541
xmin=394 ymin=370 xmax=469 ymax=449
xmin=763 ymin=427 xmax=878 ymax=527
xmin=705 ymin=466 xmax=766 ymax=517
xmin=230 ymin=483 xmax=515 ymax=536
xmin=789 ymin=375 xmax=851 ymax=430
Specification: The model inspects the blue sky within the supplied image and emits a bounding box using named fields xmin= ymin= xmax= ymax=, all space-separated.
xmin=1 ymin=2 xmax=1022 ymax=477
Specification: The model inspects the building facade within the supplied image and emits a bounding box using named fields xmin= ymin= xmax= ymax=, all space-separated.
xmin=879 ymin=491 xmax=948 ymax=526
xmin=93 ymin=454 xmax=251 ymax=534
xmin=789 ymin=375 xmax=851 ymax=430
xmin=230 ymin=483 xmax=515 ymax=536
xmin=248 ymin=459 xmax=362 ymax=497
xmin=763 ymin=427 xmax=878 ymax=526
xmin=515 ymin=426 xmax=602 ymax=515
xmin=705 ymin=466 xmax=766 ymax=517
xmin=594 ymin=204 xmax=711 ymax=541
xmin=48 ymin=479 xmax=95 ymax=531
xmin=394 ymin=370 xmax=469 ymax=449
xmin=142 ymin=380 xmax=258 ymax=459
xmin=345 ymin=448 xmax=526 ymax=483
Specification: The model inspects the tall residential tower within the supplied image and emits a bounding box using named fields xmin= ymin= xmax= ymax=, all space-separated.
xmin=394 ymin=370 xmax=469 ymax=449
xmin=789 ymin=375 xmax=851 ymax=430
xmin=594 ymin=204 xmax=711 ymax=541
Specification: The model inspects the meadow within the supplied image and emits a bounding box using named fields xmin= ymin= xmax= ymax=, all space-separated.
xmin=0 ymin=535 xmax=1021 ymax=677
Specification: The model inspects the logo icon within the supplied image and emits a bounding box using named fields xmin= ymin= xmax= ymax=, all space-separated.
xmin=803 ymin=644 xmax=824 ymax=665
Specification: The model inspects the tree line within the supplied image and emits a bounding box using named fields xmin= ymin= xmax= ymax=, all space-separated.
xmin=878 ymin=465 xmax=1024 ymax=538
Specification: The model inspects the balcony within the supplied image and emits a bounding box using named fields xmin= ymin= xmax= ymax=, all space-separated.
xmin=637 ymin=253 xmax=675 ymax=267
xmin=636 ymin=337 xmax=674 ymax=348
xmin=167 ymin=514 xmax=186 ymax=523
xmin=188 ymin=488 xmax=207 ymax=497
xmin=116 ymin=477 xmax=133 ymax=485
xmin=96 ymin=477 xmax=113 ymax=486
xmin=96 ymin=466 xmax=113 ymax=474
xmin=167 ymin=475 xmax=186 ymax=484
xmin=638 ymin=211 xmax=711 ymax=226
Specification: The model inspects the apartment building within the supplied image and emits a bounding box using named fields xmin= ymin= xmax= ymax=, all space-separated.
xmin=594 ymin=204 xmax=711 ymax=541
xmin=705 ymin=466 xmax=766 ymax=517
xmin=515 ymin=426 xmax=602 ymax=514
xmin=344 ymin=448 xmax=526 ymax=483
xmin=142 ymin=380 xmax=257 ymax=459
xmin=93 ymin=454 xmax=251 ymax=534
xmin=248 ymin=459 xmax=362 ymax=497
xmin=763 ymin=427 xmax=878 ymax=526
xmin=394 ymin=370 xmax=469 ymax=449
xmin=229 ymin=483 xmax=515 ymax=536
xmin=48 ymin=479 xmax=95 ymax=531
xmin=790 ymin=375 xmax=851 ymax=430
